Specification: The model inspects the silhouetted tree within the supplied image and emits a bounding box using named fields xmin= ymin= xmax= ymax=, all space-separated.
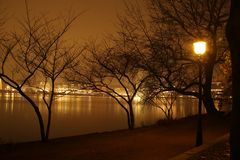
xmin=36 ymin=40 xmax=83 ymax=140
xmin=226 ymin=0 xmax=240 ymax=159
xmin=145 ymin=91 xmax=178 ymax=120
xmin=67 ymin=42 xmax=149 ymax=129
xmin=116 ymin=1 xmax=200 ymax=114
xmin=0 ymin=5 xmax=79 ymax=141
xmin=147 ymin=0 xmax=230 ymax=114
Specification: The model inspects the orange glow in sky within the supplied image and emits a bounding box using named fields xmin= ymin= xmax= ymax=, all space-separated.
xmin=1 ymin=0 xmax=129 ymax=42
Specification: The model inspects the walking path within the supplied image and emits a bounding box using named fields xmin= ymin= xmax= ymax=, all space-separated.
xmin=170 ymin=134 xmax=229 ymax=160
xmin=0 ymin=115 xmax=230 ymax=160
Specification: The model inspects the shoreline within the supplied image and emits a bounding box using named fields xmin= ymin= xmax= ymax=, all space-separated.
xmin=0 ymin=114 xmax=230 ymax=160
xmin=0 ymin=114 xmax=220 ymax=145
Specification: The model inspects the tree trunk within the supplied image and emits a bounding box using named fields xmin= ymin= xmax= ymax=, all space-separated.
xmin=126 ymin=111 xmax=132 ymax=129
xmin=46 ymin=108 xmax=52 ymax=140
xmin=33 ymin=106 xmax=46 ymax=142
xmin=203 ymin=76 xmax=218 ymax=114
xmin=20 ymin=90 xmax=46 ymax=141
xmin=226 ymin=0 xmax=240 ymax=159
xmin=202 ymin=44 xmax=218 ymax=114
xmin=45 ymin=79 xmax=55 ymax=140
xmin=122 ymin=106 xmax=132 ymax=129
xmin=129 ymin=103 xmax=135 ymax=129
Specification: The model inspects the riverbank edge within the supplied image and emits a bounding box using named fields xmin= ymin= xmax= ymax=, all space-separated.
xmin=0 ymin=113 xmax=230 ymax=159
xmin=0 ymin=115 xmax=213 ymax=146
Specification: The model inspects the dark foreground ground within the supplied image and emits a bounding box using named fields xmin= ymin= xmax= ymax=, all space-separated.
xmin=0 ymin=114 xmax=230 ymax=160
xmin=187 ymin=138 xmax=230 ymax=160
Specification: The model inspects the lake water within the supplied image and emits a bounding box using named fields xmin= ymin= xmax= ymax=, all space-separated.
xmin=0 ymin=93 xmax=198 ymax=143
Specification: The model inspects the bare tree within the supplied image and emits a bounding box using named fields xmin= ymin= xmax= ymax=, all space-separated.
xmin=36 ymin=40 xmax=83 ymax=139
xmin=0 ymin=5 xmax=80 ymax=141
xmin=147 ymin=0 xmax=230 ymax=114
xmin=67 ymin=41 xmax=149 ymax=129
xmin=115 ymin=1 xmax=200 ymax=116
xmin=145 ymin=91 xmax=178 ymax=120
xmin=226 ymin=0 xmax=240 ymax=159
xmin=66 ymin=2 xmax=152 ymax=129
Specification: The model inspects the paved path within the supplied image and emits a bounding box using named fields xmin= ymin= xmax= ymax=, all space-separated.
xmin=0 ymin=115 xmax=230 ymax=160
xmin=170 ymin=134 xmax=229 ymax=160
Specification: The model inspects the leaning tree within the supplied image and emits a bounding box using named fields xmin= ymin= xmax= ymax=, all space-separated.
xmin=0 ymin=5 xmax=80 ymax=141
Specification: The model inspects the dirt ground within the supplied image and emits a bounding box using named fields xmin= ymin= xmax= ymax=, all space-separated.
xmin=0 ymin=115 xmax=230 ymax=160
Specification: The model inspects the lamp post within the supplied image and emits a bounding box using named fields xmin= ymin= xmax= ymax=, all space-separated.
xmin=193 ymin=41 xmax=206 ymax=146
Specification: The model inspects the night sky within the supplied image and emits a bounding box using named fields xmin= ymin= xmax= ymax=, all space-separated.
xmin=0 ymin=0 xmax=129 ymax=42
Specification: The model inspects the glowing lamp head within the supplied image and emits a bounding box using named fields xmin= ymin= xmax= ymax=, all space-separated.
xmin=193 ymin=41 xmax=206 ymax=55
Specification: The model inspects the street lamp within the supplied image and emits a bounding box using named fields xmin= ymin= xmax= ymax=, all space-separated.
xmin=193 ymin=41 xmax=206 ymax=55
xmin=193 ymin=41 xmax=206 ymax=146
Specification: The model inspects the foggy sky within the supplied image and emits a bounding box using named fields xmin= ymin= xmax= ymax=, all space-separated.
xmin=0 ymin=0 xmax=129 ymax=42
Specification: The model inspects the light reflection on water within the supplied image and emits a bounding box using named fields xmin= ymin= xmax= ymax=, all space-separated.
xmin=0 ymin=93 xmax=198 ymax=143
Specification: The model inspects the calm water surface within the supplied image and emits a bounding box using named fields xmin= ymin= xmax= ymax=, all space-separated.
xmin=0 ymin=93 xmax=198 ymax=143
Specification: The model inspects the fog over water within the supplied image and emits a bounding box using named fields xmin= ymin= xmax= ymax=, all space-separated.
xmin=0 ymin=93 xmax=198 ymax=143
